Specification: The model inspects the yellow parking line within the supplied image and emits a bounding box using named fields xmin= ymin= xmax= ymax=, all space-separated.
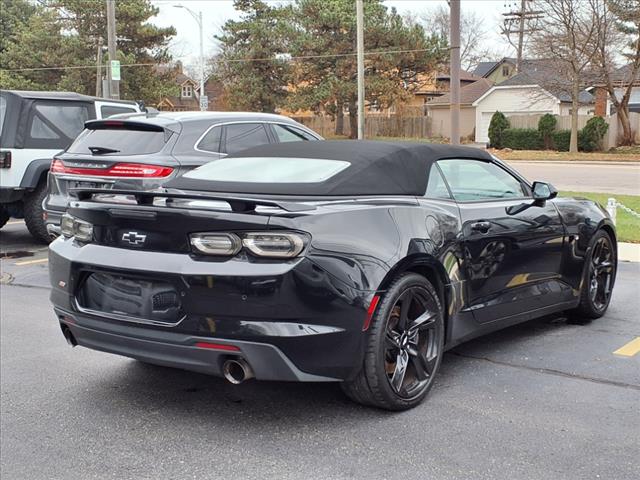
xmin=7 ymin=220 xmax=24 ymax=225
xmin=613 ymin=337 xmax=640 ymax=357
xmin=14 ymin=258 xmax=48 ymax=266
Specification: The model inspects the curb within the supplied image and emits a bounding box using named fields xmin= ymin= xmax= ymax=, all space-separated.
xmin=618 ymin=242 xmax=640 ymax=263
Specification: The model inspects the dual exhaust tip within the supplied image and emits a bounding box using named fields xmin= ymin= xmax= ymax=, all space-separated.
xmin=222 ymin=358 xmax=253 ymax=384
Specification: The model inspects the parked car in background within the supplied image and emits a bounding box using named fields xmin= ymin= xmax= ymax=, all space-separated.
xmin=0 ymin=90 xmax=141 ymax=242
xmin=49 ymin=141 xmax=617 ymax=410
xmin=43 ymin=111 xmax=322 ymax=238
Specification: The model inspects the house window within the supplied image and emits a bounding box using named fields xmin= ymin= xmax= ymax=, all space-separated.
xmin=181 ymin=85 xmax=193 ymax=98
xmin=502 ymin=66 xmax=510 ymax=77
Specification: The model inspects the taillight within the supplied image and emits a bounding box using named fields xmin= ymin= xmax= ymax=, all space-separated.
xmin=60 ymin=213 xmax=93 ymax=242
xmin=189 ymin=231 xmax=309 ymax=258
xmin=50 ymin=158 xmax=173 ymax=178
xmin=0 ymin=151 xmax=11 ymax=168
xmin=242 ymin=232 xmax=306 ymax=258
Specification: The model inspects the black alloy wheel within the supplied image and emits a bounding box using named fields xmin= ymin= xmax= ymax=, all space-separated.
xmin=569 ymin=229 xmax=616 ymax=323
xmin=384 ymin=287 xmax=440 ymax=398
xmin=588 ymin=234 xmax=615 ymax=312
xmin=341 ymin=273 xmax=444 ymax=410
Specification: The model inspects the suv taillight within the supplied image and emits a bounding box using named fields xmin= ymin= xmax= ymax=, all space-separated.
xmin=50 ymin=158 xmax=173 ymax=178
xmin=0 ymin=151 xmax=11 ymax=168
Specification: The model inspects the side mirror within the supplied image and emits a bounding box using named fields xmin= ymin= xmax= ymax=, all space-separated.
xmin=532 ymin=181 xmax=558 ymax=201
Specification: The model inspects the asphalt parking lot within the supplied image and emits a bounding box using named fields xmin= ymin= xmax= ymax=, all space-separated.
xmin=1 ymin=220 xmax=639 ymax=480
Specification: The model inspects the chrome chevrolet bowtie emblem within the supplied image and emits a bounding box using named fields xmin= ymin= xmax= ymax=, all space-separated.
xmin=122 ymin=231 xmax=147 ymax=246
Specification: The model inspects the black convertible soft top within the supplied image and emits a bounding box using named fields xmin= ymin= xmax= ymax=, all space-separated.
xmin=166 ymin=140 xmax=494 ymax=196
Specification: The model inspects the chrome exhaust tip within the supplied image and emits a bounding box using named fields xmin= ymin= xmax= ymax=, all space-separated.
xmin=222 ymin=358 xmax=253 ymax=384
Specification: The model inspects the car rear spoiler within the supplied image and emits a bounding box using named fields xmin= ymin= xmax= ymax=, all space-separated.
xmin=69 ymin=188 xmax=317 ymax=213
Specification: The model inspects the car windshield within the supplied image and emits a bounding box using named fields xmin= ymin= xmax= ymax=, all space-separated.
xmin=183 ymin=157 xmax=350 ymax=183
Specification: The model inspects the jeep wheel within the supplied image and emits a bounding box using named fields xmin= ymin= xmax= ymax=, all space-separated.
xmin=24 ymin=181 xmax=52 ymax=244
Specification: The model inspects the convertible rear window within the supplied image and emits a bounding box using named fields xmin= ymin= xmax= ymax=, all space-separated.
xmin=67 ymin=128 xmax=166 ymax=155
xmin=183 ymin=157 xmax=350 ymax=183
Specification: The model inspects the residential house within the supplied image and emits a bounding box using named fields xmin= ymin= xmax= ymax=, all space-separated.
xmin=156 ymin=62 xmax=224 ymax=112
xmin=590 ymin=63 xmax=640 ymax=116
xmin=472 ymin=58 xmax=517 ymax=84
xmin=406 ymin=69 xmax=481 ymax=112
xmin=473 ymin=71 xmax=594 ymax=143
xmin=425 ymin=78 xmax=494 ymax=139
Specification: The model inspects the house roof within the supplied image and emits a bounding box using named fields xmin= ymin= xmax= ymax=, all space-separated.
xmin=427 ymin=78 xmax=494 ymax=106
xmin=499 ymin=72 xmax=594 ymax=103
xmin=435 ymin=69 xmax=481 ymax=82
xmin=472 ymin=58 xmax=516 ymax=77
xmin=610 ymin=64 xmax=640 ymax=85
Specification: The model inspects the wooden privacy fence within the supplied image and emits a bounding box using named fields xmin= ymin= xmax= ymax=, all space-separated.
xmin=292 ymin=115 xmax=432 ymax=139
xmin=292 ymin=112 xmax=638 ymax=146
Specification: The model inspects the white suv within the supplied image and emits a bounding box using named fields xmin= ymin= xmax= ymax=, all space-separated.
xmin=0 ymin=90 xmax=141 ymax=242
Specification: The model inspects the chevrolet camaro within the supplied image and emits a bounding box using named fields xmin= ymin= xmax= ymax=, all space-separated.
xmin=48 ymin=141 xmax=617 ymax=410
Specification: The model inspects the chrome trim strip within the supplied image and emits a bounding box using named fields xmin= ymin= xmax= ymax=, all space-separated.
xmin=73 ymin=300 xmax=187 ymax=328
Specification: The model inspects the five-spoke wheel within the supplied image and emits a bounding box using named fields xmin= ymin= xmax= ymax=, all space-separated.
xmin=569 ymin=229 xmax=616 ymax=323
xmin=342 ymin=273 xmax=444 ymax=410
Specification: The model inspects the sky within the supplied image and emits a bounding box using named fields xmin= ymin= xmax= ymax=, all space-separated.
xmin=150 ymin=0 xmax=517 ymax=73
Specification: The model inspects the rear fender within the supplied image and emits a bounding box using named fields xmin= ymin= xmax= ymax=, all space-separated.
xmin=19 ymin=158 xmax=52 ymax=189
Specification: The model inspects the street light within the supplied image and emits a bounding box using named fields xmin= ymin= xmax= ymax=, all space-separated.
xmin=174 ymin=4 xmax=206 ymax=111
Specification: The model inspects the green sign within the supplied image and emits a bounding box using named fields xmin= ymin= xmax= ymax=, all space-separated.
xmin=110 ymin=60 xmax=121 ymax=81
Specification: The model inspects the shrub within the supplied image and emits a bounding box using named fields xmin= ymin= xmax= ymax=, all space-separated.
xmin=552 ymin=129 xmax=588 ymax=151
xmin=538 ymin=114 xmax=557 ymax=149
xmin=502 ymin=128 xmax=544 ymax=150
xmin=488 ymin=111 xmax=510 ymax=148
xmin=580 ymin=116 xmax=609 ymax=152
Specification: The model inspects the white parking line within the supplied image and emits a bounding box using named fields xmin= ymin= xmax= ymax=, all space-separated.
xmin=14 ymin=258 xmax=48 ymax=266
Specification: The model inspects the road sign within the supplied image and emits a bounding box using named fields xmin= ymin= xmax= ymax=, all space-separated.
xmin=110 ymin=60 xmax=121 ymax=81
xmin=199 ymin=95 xmax=209 ymax=111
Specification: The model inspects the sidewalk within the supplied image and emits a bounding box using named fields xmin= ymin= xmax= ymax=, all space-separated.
xmin=619 ymin=242 xmax=640 ymax=263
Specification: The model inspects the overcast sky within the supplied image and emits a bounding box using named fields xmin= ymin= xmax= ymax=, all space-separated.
xmin=150 ymin=0 xmax=516 ymax=72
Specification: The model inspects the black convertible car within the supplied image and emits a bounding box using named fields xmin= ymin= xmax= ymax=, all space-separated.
xmin=48 ymin=141 xmax=617 ymax=410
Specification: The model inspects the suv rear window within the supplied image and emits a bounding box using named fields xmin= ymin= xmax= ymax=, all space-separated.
xmin=67 ymin=128 xmax=166 ymax=155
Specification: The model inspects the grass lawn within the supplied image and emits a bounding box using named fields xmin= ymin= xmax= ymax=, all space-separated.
xmin=490 ymin=146 xmax=640 ymax=162
xmin=560 ymin=191 xmax=640 ymax=243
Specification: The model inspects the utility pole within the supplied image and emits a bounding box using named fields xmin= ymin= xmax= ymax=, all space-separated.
xmin=501 ymin=0 xmax=543 ymax=72
xmin=356 ymin=0 xmax=365 ymax=140
xmin=106 ymin=0 xmax=120 ymax=99
xmin=450 ymin=0 xmax=460 ymax=146
xmin=198 ymin=10 xmax=205 ymax=111
xmin=96 ymin=37 xmax=103 ymax=97
xmin=516 ymin=0 xmax=526 ymax=72
xmin=174 ymin=5 xmax=207 ymax=111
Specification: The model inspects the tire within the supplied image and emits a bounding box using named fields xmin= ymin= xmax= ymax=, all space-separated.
xmin=567 ymin=229 xmax=616 ymax=324
xmin=0 ymin=206 xmax=9 ymax=229
xmin=342 ymin=273 xmax=445 ymax=411
xmin=23 ymin=181 xmax=52 ymax=244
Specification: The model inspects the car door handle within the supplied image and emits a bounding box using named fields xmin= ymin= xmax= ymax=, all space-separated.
xmin=470 ymin=221 xmax=491 ymax=233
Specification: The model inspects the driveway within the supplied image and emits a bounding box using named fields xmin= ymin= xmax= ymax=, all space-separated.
xmin=1 ymin=222 xmax=639 ymax=480
xmin=504 ymin=161 xmax=640 ymax=195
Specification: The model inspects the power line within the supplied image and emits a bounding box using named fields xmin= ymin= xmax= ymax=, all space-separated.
xmin=0 ymin=47 xmax=444 ymax=73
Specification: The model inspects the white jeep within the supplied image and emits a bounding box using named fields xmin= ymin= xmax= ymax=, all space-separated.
xmin=0 ymin=90 xmax=141 ymax=242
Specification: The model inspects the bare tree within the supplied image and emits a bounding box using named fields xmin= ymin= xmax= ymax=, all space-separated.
xmin=592 ymin=0 xmax=640 ymax=145
xmin=419 ymin=4 xmax=499 ymax=71
xmin=530 ymin=0 xmax=601 ymax=152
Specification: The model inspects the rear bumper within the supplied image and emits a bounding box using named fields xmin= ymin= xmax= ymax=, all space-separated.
xmin=56 ymin=308 xmax=336 ymax=381
xmin=49 ymin=238 xmax=372 ymax=381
